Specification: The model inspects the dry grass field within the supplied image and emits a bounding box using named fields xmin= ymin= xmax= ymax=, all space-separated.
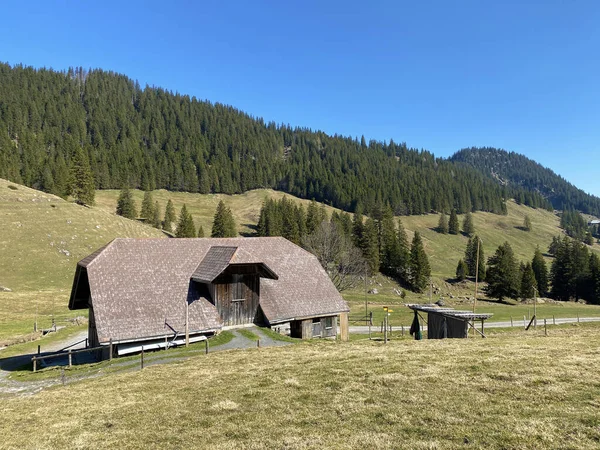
xmin=1 ymin=324 xmax=599 ymax=449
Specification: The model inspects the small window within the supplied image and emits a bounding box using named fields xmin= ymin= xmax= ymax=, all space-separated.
xmin=324 ymin=317 xmax=333 ymax=329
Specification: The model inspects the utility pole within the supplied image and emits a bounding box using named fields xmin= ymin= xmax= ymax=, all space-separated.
xmin=472 ymin=237 xmax=481 ymax=337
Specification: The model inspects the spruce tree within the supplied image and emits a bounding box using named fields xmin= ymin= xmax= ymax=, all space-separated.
xmin=116 ymin=188 xmax=137 ymax=219
xmin=198 ymin=225 xmax=205 ymax=237
xmin=462 ymin=212 xmax=475 ymax=236
xmin=380 ymin=206 xmax=400 ymax=275
xmin=485 ymin=242 xmax=519 ymax=301
xmin=448 ymin=209 xmax=459 ymax=235
xmin=464 ymin=235 xmax=485 ymax=280
xmin=531 ymin=247 xmax=549 ymax=296
xmin=456 ymin=259 xmax=468 ymax=281
xmin=520 ymin=262 xmax=537 ymax=300
xmin=151 ymin=201 xmax=162 ymax=229
xmin=437 ymin=213 xmax=449 ymax=234
xmin=211 ymin=200 xmax=237 ymax=237
xmin=409 ymin=231 xmax=431 ymax=293
xmin=396 ymin=219 xmax=410 ymax=284
xmin=523 ymin=214 xmax=532 ymax=232
xmin=163 ymin=199 xmax=176 ymax=233
xmin=68 ymin=146 xmax=95 ymax=206
xmin=362 ymin=217 xmax=380 ymax=274
xmin=140 ymin=191 xmax=155 ymax=219
xmin=176 ymin=204 xmax=196 ymax=238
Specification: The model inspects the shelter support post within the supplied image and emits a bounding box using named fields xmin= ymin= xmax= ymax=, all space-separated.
xmin=339 ymin=312 xmax=349 ymax=342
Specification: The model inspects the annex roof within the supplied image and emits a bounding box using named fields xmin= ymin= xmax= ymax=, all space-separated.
xmin=406 ymin=304 xmax=493 ymax=320
xmin=191 ymin=246 xmax=278 ymax=284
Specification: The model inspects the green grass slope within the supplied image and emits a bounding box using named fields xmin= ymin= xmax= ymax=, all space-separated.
xmin=0 ymin=179 xmax=165 ymax=344
xmin=2 ymin=325 xmax=600 ymax=448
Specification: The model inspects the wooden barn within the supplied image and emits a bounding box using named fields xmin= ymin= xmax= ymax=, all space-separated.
xmin=69 ymin=237 xmax=350 ymax=358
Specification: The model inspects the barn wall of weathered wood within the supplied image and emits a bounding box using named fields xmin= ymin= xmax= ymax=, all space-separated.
xmin=210 ymin=274 xmax=260 ymax=326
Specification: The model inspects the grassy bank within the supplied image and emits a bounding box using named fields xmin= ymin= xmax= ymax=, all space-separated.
xmin=1 ymin=325 xmax=599 ymax=448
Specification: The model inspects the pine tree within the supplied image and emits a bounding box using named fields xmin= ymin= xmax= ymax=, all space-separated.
xmin=485 ymin=242 xmax=519 ymax=301
xmin=361 ymin=217 xmax=380 ymax=274
xmin=176 ymin=204 xmax=196 ymax=238
xmin=437 ymin=213 xmax=449 ymax=234
xmin=396 ymin=219 xmax=410 ymax=284
xmin=523 ymin=214 xmax=532 ymax=232
xmin=462 ymin=212 xmax=475 ymax=236
xmin=68 ymin=146 xmax=95 ymax=206
xmin=520 ymin=262 xmax=537 ymax=300
xmin=380 ymin=206 xmax=400 ymax=275
xmin=211 ymin=200 xmax=237 ymax=237
xmin=531 ymin=247 xmax=549 ymax=296
xmin=409 ymin=231 xmax=431 ymax=292
xmin=456 ymin=259 xmax=468 ymax=281
xmin=306 ymin=200 xmax=321 ymax=235
xmin=116 ymin=188 xmax=137 ymax=219
xmin=464 ymin=236 xmax=485 ymax=280
xmin=198 ymin=225 xmax=205 ymax=237
xmin=448 ymin=209 xmax=459 ymax=235
xmin=151 ymin=201 xmax=162 ymax=229
xmin=140 ymin=191 xmax=155 ymax=219
xmin=163 ymin=199 xmax=176 ymax=233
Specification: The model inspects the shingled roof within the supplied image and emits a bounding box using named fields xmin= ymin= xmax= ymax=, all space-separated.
xmin=70 ymin=237 xmax=348 ymax=344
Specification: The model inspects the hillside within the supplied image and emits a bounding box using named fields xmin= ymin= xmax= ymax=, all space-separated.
xmin=95 ymin=188 xmax=585 ymax=281
xmin=2 ymin=326 xmax=600 ymax=448
xmin=451 ymin=147 xmax=600 ymax=216
xmin=0 ymin=63 xmax=550 ymax=216
xmin=0 ymin=178 xmax=165 ymax=344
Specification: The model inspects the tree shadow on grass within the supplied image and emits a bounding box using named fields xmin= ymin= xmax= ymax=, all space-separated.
xmin=239 ymin=223 xmax=258 ymax=237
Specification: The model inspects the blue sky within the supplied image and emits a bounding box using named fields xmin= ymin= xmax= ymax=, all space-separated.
xmin=2 ymin=0 xmax=599 ymax=195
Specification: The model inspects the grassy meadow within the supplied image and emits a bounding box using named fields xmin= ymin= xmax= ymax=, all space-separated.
xmin=1 ymin=324 xmax=600 ymax=449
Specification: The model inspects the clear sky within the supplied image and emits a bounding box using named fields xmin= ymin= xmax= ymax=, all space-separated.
xmin=1 ymin=0 xmax=599 ymax=195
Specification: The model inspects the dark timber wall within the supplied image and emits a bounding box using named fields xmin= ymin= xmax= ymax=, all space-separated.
xmin=209 ymin=272 xmax=260 ymax=327
xmin=290 ymin=316 xmax=337 ymax=339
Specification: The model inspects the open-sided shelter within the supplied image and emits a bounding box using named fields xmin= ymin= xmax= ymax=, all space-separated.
xmin=407 ymin=304 xmax=492 ymax=339
xmin=69 ymin=237 xmax=349 ymax=358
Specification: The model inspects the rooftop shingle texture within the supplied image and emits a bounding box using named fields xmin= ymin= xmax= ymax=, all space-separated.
xmin=191 ymin=246 xmax=238 ymax=283
xmin=78 ymin=237 xmax=348 ymax=343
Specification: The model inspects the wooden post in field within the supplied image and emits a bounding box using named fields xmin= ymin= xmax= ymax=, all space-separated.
xmin=553 ymin=315 xmax=556 ymax=326
xmin=164 ymin=336 xmax=168 ymax=351
xmin=533 ymin=287 xmax=537 ymax=329
xmin=523 ymin=315 xmax=526 ymax=329
xmin=205 ymin=339 xmax=209 ymax=355
xmin=68 ymin=349 xmax=72 ymax=368
xmin=37 ymin=345 xmax=40 ymax=355
xmin=401 ymin=325 xmax=404 ymax=336
xmin=384 ymin=314 xmax=388 ymax=344
xmin=472 ymin=237 xmax=481 ymax=336
xmin=257 ymin=339 xmax=260 ymax=348
xmin=141 ymin=346 xmax=144 ymax=370
xmin=185 ymin=300 xmax=190 ymax=347
xmin=544 ymin=319 xmax=547 ymax=336
xmin=85 ymin=337 xmax=88 ymax=348
xmin=32 ymin=357 xmax=37 ymax=372
xmin=368 ymin=320 xmax=371 ymax=340
xmin=109 ymin=338 xmax=113 ymax=362
xmin=577 ymin=313 xmax=580 ymax=323
xmin=510 ymin=316 xmax=513 ymax=327
xmin=339 ymin=312 xmax=349 ymax=342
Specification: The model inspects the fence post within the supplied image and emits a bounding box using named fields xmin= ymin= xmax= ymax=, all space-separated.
xmin=141 ymin=346 xmax=144 ymax=370
xmin=37 ymin=345 xmax=40 ymax=355
xmin=85 ymin=337 xmax=88 ymax=348
xmin=109 ymin=338 xmax=113 ymax=362
xmin=553 ymin=315 xmax=556 ymax=326
xmin=165 ymin=336 xmax=168 ymax=351
xmin=32 ymin=357 xmax=37 ymax=372
xmin=257 ymin=339 xmax=260 ymax=348
xmin=523 ymin=315 xmax=526 ymax=329
xmin=68 ymin=349 xmax=72 ymax=368
xmin=544 ymin=319 xmax=547 ymax=336
xmin=510 ymin=316 xmax=513 ymax=327
xmin=401 ymin=325 xmax=404 ymax=336
xmin=577 ymin=313 xmax=580 ymax=323
xmin=205 ymin=339 xmax=209 ymax=355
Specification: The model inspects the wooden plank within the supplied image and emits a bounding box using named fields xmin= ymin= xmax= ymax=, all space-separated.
xmin=339 ymin=312 xmax=349 ymax=342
